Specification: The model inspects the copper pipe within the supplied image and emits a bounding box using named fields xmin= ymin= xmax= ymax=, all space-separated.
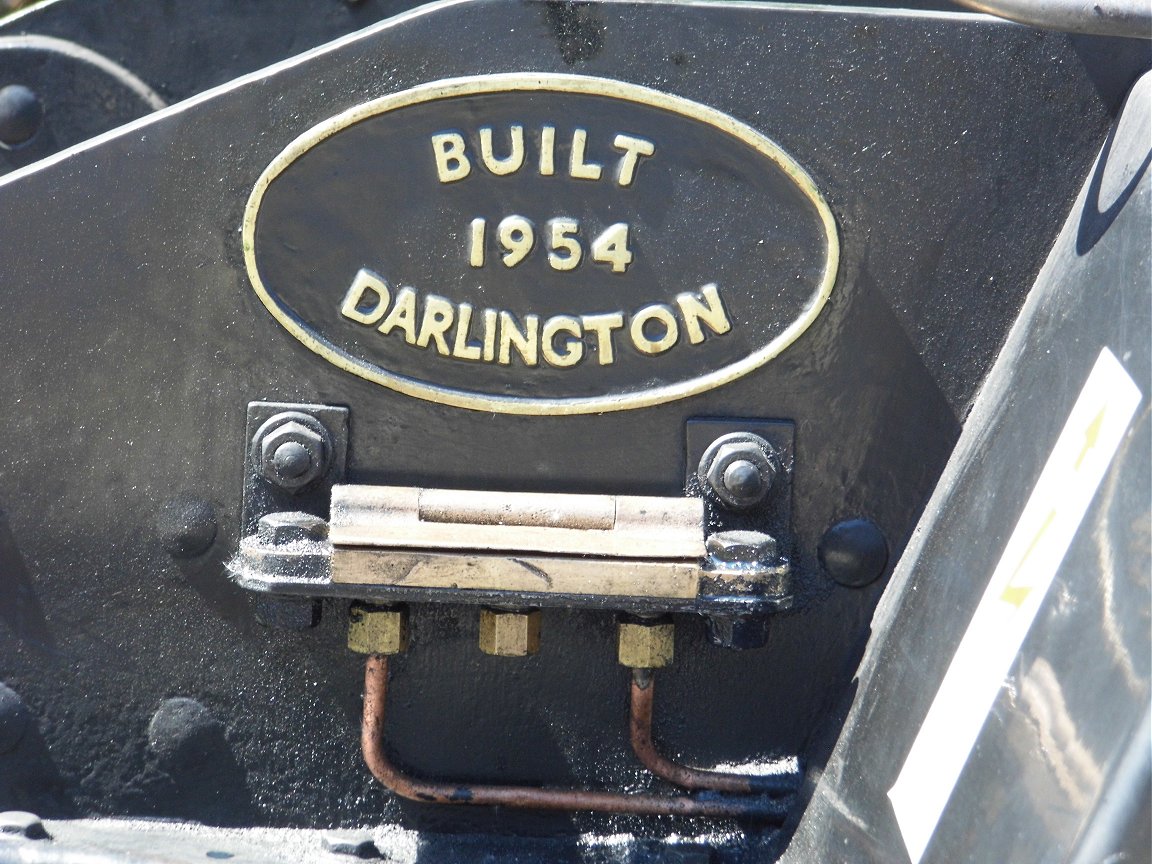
xmin=630 ymin=669 xmax=799 ymax=795
xmin=361 ymin=655 xmax=787 ymax=821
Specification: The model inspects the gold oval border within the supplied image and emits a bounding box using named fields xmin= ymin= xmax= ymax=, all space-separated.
xmin=243 ymin=73 xmax=839 ymax=415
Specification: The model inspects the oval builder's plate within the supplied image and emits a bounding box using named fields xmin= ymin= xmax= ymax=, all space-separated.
xmin=244 ymin=74 xmax=838 ymax=415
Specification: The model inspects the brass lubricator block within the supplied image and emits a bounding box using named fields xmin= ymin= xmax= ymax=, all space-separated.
xmin=348 ymin=603 xmax=409 ymax=655
xmin=479 ymin=608 xmax=541 ymax=657
xmin=617 ymin=620 xmax=674 ymax=669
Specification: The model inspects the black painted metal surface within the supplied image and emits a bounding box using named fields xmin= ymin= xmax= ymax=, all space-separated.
xmin=0 ymin=34 xmax=165 ymax=174
xmin=0 ymin=0 xmax=419 ymax=107
xmin=784 ymin=70 xmax=1151 ymax=864
xmin=0 ymin=0 xmax=1144 ymax=857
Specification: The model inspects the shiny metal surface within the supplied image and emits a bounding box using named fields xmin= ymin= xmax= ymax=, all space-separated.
xmin=950 ymin=0 xmax=1151 ymax=38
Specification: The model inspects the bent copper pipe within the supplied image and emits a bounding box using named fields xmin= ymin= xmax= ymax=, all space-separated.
xmin=361 ymin=655 xmax=788 ymax=820
xmin=630 ymin=668 xmax=799 ymax=796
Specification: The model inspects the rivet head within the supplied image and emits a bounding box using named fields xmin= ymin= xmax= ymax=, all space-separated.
xmin=156 ymin=494 xmax=218 ymax=558
xmin=819 ymin=518 xmax=888 ymax=588
xmin=321 ymin=833 xmax=380 ymax=857
xmin=0 ymin=85 xmax=43 ymax=150
xmin=146 ymin=698 xmax=226 ymax=767
xmin=0 ymin=810 xmax=48 ymax=840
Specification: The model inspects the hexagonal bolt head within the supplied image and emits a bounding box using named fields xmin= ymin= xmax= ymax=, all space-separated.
xmin=704 ymin=530 xmax=790 ymax=596
xmin=479 ymin=608 xmax=541 ymax=657
xmin=617 ymin=620 xmax=674 ymax=669
xmin=254 ymin=597 xmax=322 ymax=630
xmin=697 ymin=433 xmax=778 ymax=510
xmin=706 ymin=530 xmax=778 ymax=566
xmin=348 ymin=603 xmax=409 ymax=655
xmin=705 ymin=614 xmax=770 ymax=650
xmin=253 ymin=413 xmax=333 ymax=492
xmin=257 ymin=511 xmax=329 ymax=545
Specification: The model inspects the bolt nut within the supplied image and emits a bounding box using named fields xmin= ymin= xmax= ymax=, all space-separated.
xmin=617 ymin=619 xmax=674 ymax=668
xmin=255 ymin=596 xmax=321 ymax=630
xmin=705 ymin=614 xmax=770 ymax=650
xmin=348 ymin=603 xmax=409 ymax=655
xmin=698 ymin=433 xmax=777 ymax=509
xmin=257 ymin=511 xmax=328 ymax=545
xmin=479 ymin=608 xmax=541 ymax=657
xmin=260 ymin=422 xmax=326 ymax=490
xmin=703 ymin=530 xmax=790 ymax=597
xmin=251 ymin=412 xmax=333 ymax=492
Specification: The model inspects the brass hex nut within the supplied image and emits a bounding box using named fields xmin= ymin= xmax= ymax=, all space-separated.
xmin=479 ymin=608 xmax=541 ymax=657
xmin=617 ymin=621 xmax=674 ymax=668
xmin=347 ymin=603 xmax=409 ymax=655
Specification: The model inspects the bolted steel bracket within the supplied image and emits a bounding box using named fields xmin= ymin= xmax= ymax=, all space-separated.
xmin=686 ymin=419 xmax=795 ymax=643
xmin=685 ymin=418 xmax=793 ymax=537
xmin=240 ymin=402 xmax=348 ymax=538
xmin=230 ymin=411 xmax=796 ymax=627
xmin=238 ymin=403 xmax=347 ymax=628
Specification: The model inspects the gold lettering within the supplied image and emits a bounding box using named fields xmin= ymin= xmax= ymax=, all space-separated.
xmin=498 ymin=310 xmax=539 ymax=367
xmin=675 ymin=284 xmax=731 ymax=344
xmin=452 ymin=302 xmax=483 ymax=360
xmin=539 ymin=126 xmax=556 ymax=176
xmin=378 ymin=286 xmax=417 ymax=344
xmin=569 ymin=128 xmax=602 ymax=181
xmin=468 ymin=218 xmax=485 ymax=268
xmin=541 ymin=315 xmax=584 ymax=368
xmin=431 ymin=132 xmax=470 ymax=182
xmin=612 ymin=134 xmax=655 ymax=186
xmin=580 ymin=312 xmax=624 ymax=365
xmin=340 ymin=269 xmax=390 ymax=325
xmin=416 ymin=295 xmax=455 ymax=355
xmin=482 ymin=308 xmax=498 ymax=362
xmin=479 ymin=126 xmax=525 ymax=176
xmin=349 ymin=280 xmax=720 ymax=369
xmin=630 ymin=304 xmax=679 ymax=355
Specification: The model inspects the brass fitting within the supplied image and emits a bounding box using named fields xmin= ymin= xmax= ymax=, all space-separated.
xmin=479 ymin=608 xmax=541 ymax=657
xmin=348 ymin=603 xmax=409 ymax=655
xmin=617 ymin=619 xmax=674 ymax=669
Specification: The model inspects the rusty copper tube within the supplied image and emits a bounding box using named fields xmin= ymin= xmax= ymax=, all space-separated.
xmin=362 ymin=655 xmax=787 ymax=821
xmin=630 ymin=669 xmax=799 ymax=796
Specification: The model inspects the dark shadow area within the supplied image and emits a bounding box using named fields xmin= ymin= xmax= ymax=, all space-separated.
xmin=157 ymin=494 xmax=255 ymax=632
xmin=0 ymin=682 xmax=72 ymax=815
xmin=0 ymin=505 xmax=54 ymax=650
xmin=1070 ymin=36 xmax=1152 ymax=116
xmin=1076 ymin=98 xmax=1152 ymax=255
